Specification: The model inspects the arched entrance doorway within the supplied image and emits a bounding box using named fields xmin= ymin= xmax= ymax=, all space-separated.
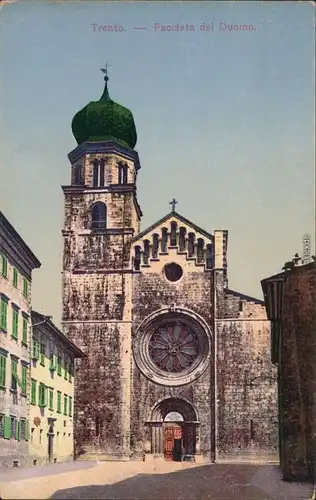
xmin=146 ymin=398 xmax=199 ymax=461
xmin=164 ymin=412 xmax=184 ymax=461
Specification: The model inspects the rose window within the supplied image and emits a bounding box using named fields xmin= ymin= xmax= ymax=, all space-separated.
xmin=149 ymin=322 xmax=199 ymax=373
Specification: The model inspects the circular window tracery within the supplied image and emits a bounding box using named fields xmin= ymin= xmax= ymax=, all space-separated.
xmin=164 ymin=263 xmax=183 ymax=282
xmin=149 ymin=322 xmax=198 ymax=373
xmin=133 ymin=309 xmax=212 ymax=387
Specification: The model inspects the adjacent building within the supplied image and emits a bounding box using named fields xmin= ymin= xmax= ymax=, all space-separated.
xmin=262 ymin=259 xmax=316 ymax=481
xmin=30 ymin=311 xmax=86 ymax=465
xmin=0 ymin=211 xmax=41 ymax=468
xmin=61 ymin=70 xmax=279 ymax=462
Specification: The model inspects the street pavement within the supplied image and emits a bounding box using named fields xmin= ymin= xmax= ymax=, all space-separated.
xmin=0 ymin=460 xmax=313 ymax=500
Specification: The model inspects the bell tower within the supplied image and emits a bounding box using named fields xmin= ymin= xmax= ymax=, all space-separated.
xmin=61 ymin=67 xmax=142 ymax=459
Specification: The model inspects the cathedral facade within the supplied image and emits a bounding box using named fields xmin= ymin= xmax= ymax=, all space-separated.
xmin=61 ymin=71 xmax=278 ymax=462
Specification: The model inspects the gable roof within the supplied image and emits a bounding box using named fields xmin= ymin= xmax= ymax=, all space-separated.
xmin=131 ymin=211 xmax=213 ymax=243
xmin=225 ymin=288 xmax=265 ymax=305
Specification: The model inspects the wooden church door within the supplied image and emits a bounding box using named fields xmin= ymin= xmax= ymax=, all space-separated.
xmin=164 ymin=425 xmax=182 ymax=461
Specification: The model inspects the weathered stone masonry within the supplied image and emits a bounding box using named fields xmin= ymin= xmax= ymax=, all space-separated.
xmin=61 ymin=74 xmax=278 ymax=462
xmin=262 ymin=262 xmax=316 ymax=480
xmin=216 ymin=288 xmax=278 ymax=457
xmin=131 ymin=255 xmax=215 ymax=460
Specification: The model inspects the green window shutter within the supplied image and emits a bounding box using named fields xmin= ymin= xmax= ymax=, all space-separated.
xmin=38 ymin=384 xmax=47 ymax=407
xmin=1 ymin=254 xmax=7 ymax=278
xmin=32 ymin=339 xmax=40 ymax=360
xmin=68 ymin=396 xmax=72 ymax=417
xmin=64 ymin=394 xmax=67 ymax=415
xmin=1 ymin=299 xmax=7 ymax=331
xmin=13 ymin=267 xmax=18 ymax=287
xmin=50 ymin=354 xmax=56 ymax=370
xmin=23 ymin=277 xmax=28 ymax=298
xmin=57 ymin=391 xmax=61 ymax=413
xmin=15 ymin=420 xmax=20 ymax=440
xmin=25 ymin=420 xmax=30 ymax=441
xmin=3 ymin=416 xmax=10 ymax=439
xmin=49 ymin=389 xmax=54 ymax=410
xmin=22 ymin=318 xmax=28 ymax=345
xmin=40 ymin=343 xmax=45 ymax=366
xmin=21 ymin=365 xmax=27 ymax=394
xmin=12 ymin=309 xmax=18 ymax=339
xmin=57 ymin=356 xmax=62 ymax=376
xmin=31 ymin=379 xmax=36 ymax=404
xmin=0 ymin=355 xmax=6 ymax=387
xmin=64 ymin=361 xmax=68 ymax=380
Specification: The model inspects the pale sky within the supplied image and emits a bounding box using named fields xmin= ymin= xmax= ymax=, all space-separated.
xmin=0 ymin=1 xmax=315 ymax=327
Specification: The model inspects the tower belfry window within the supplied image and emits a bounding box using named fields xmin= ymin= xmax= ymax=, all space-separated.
xmin=73 ymin=165 xmax=83 ymax=185
xmin=118 ymin=163 xmax=128 ymax=184
xmin=91 ymin=202 xmax=107 ymax=230
xmin=92 ymin=159 xmax=105 ymax=187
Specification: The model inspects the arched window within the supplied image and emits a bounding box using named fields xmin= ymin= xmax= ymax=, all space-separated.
xmin=197 ymin=238 xmax=205 ymax=263
xmin=143 ymin=240 xmax=150 ymax=265
xmin=170 ymin=222 xmax=177 ymax=246
xmin=179 ymin=227 xmax=186 ymax=252
xmin=161 ymin=228 xmax=168 ymax=253
xmin=92 ymin=159 xmax=105 ymax=187
xmin=206 ymin=244 xmax=213 ymax=269
xmin=152 ymin=234 xmax=159 ymax=259
xmin=188 ymin=233 xmax=195 ymax=257
xmin=134 ymin=246 xmax=141 ymax=271
xmin=91 ymin=202 xmax=107 ymax=230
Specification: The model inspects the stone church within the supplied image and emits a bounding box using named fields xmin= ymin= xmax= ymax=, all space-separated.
xmin=61 ymin=69 xmax=278 ymax=462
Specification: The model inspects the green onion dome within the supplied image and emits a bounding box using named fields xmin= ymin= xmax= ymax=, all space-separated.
xmin=71 ymin=69 xmax=137 ymax=149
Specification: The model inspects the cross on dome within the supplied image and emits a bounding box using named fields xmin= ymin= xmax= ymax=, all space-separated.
xmin=100 ymin=63 xmax=111 ymax=81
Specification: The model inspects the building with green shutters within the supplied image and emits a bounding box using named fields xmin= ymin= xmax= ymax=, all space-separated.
xmin=0 ymin=211 xmax=41 ymax=468
xmin=29 ymin=311 xmax=85 ymax=465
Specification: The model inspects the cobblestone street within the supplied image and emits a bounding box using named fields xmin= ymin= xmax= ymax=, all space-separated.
xmin=0 ymin=461 xmax=313 ymax=500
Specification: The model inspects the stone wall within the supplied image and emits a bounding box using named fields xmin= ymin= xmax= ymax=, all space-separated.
xmin=62 ymin=147 xmax=140 ymax=459
xmin=216 ymin=283 xmax=279 ymax=459
xmin=131 ymin=252 xmax=215 ymax=460
xmin=279 ymin=262 xmax=316 ymax=481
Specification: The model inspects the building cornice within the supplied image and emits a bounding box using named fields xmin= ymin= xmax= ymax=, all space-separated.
xmin=61 ymin=184 xmax=143 ymax=219
xmin=0 ymin=212 xmax=41 ymax=279
xmin=68 ymin=141 xmax=141 ymax=171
